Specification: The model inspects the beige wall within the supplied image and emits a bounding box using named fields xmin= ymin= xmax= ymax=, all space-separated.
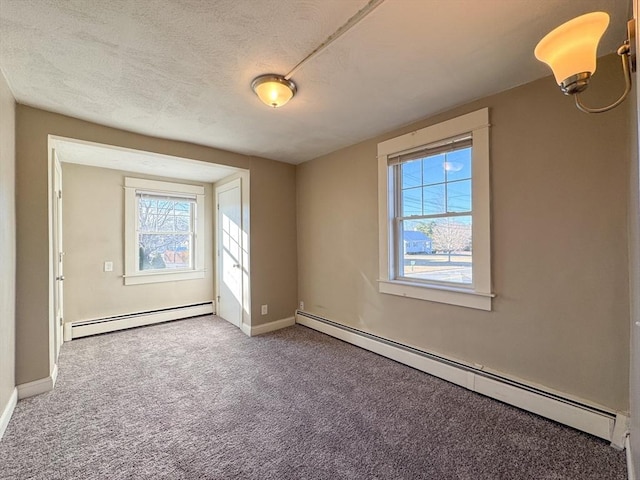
xmin=62 ymin=163 xmax=214 ymax=322
xmin=0 ymin=71 xmax=16 ymax=415
xmin=297 ymin=54 xmax=631 ymax=412
xmin=15 ymin=106 xmax=297 ymax=384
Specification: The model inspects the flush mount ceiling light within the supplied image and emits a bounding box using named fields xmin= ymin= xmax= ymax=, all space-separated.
xmin=250 ymin=0 xmax=385 ymax=108
xmin=251 ymin=74 xmax=297 ymax=108
xmin=534 ymin=11 xmax=636 ymax=114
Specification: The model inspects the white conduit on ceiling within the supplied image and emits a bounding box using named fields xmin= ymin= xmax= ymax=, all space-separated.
xmin=284 ymin=0 xmax=386 ymax=80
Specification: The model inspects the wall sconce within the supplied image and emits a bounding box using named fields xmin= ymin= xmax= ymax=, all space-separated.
xmin=535 ymin=12 xmax=636 ymax=114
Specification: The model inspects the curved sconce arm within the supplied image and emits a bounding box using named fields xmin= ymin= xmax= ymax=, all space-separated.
xmin=574 ymin=43 xmax=633 ymax=114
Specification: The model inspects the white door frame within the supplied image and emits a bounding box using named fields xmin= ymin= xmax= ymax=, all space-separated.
xmin=44 ymin=142 xmax=61 ymax=379
xmin=215 ymin=172 xmax=251 ymax=333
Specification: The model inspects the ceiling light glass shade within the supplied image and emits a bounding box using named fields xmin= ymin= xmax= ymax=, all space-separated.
xmin=251 ymin=74 xmax=297 ymax=108
xmin=534 ymin=12 xmax=609 ymax=91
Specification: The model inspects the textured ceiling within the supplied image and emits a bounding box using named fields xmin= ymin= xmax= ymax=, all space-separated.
xmin=0 ymin=0 xmax=631 ymax=164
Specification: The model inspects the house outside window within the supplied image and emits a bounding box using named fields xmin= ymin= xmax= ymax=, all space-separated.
xmin=377 ymin=108 xmax=493 ymax=310
xmin=124 ymin=178 xmax=205 ymax=285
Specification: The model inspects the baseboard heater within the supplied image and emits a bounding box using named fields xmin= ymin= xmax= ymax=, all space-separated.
xmin=66 ymin=302 xmax=214 ymax=340
xmin=295 ymin=311 xmax=628 ymax=448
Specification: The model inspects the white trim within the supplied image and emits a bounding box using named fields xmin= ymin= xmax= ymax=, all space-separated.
xmin=124 ymin=270 xmax=205 ymax=285
xmin=377 ymin=108 xmax=493 ymax=310
xmin=124 ymin=177 xmax=204 ymax=195
xmin=378 ymin=109 xmax=490 ymax=157
xmin=70 ymin=303 xmax=213 ymax=339
xmin=242 ymin=316 xmax=296 ymax=337
xmin=46 ymin=138 xmax=57 ymax=395
xmin=241 ymin=322 xmax=252 ymax=336
xmin=611 ymin=413 xmax=631 ymax=450
xmin=63 ymin=321 xmax=72 ymax=342
xmin=379 ymin=280 xmax=492 ymax=311
xmin=18 ymin=364 xmax=58 ymax=399
xmin=296 ymin=312 xmax=621 ymax=442
xmin=628 ymin=434 xmax=636 ymax=480
xmin=0 ymin=388 xmax=18 ymax=440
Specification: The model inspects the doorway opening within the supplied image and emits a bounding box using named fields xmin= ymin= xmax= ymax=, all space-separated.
xmin=47 ymin=136 xmax=251 ymax=371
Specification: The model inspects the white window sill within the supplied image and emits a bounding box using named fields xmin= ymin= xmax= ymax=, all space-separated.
xmin=378 ymin=279 xmax=493 ymax=311
xmin=124 ymin=270 xmax=205 ymax=285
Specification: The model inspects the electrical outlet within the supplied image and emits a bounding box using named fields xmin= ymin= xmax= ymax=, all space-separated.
xmin=104 ymin=261 xmax=113 ymax=272
xmin=261 ymin=304 xmax=268 ymax=315
xmin=299 ymin=301 xmax=304 ymax=310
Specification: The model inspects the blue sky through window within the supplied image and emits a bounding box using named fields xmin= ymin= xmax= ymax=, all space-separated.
xmin=401 ymin=147 xmax=471 ymax=217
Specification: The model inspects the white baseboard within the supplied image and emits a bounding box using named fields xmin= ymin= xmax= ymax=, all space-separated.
xmin=242 ymin=316 xmax=296 ymax=337
xmin=63 ymin=321 xmax=72 ymax=342
xmin=611 ymin=413 xmax=631 ymax=450
xmin=70 ymin=302 xmax=213 ymax=339
xmin=296 ymin=312 xmax=622 ymax=443
xmin=17 ymin=363 xmax=58 ymax=399
xmin=0 ymin=388 xmax=18 ymax=440
xmin=627 ymin=435 xmax=636 ymax=480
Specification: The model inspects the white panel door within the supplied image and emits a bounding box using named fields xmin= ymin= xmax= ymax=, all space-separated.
xmin=53 ymin=154 xmax=64 ymax=356
xmin=216 ymin=179 xmax=243 ymax=328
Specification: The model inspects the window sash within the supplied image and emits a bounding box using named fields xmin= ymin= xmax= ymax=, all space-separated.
xmin=394 ymin=216 xmax=473 ymax=287
xmin=135 ymin=193 xmax=197 ymax=273
xmin=392 ymin=151 xmax=474 ymax=286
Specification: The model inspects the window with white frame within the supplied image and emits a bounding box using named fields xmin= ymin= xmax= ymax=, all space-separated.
xmin=377 ymin=108 xmax=493 ymax=310
xmin=124 ymin=178 xmax=205 ymax=285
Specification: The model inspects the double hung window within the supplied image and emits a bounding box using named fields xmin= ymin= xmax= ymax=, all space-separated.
xmin=124 ymin=178 xmax=205 ymax=285
xmin=378 ymin=108 xmax=492 ymax=310
xmin=137 ymin=192 xmax=196 ymax=272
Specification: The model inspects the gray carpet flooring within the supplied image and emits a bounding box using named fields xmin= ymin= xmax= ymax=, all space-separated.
xmin=0 ymin=316 xmax=627 ymax=479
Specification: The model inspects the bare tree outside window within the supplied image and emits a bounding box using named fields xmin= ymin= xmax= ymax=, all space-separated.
xmin=137 ymin=196 xmax=194 ymax=271
xmin=431 ymin=219 xmax=472 ymax=262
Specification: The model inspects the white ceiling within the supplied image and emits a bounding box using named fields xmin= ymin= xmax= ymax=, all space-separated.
xmin=0 ymin=0 xmax=631 ymax=164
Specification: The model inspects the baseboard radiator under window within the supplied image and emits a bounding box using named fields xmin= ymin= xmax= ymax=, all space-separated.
xmin=294 ymin=310 xmax=628 ymax=448
xmin=66 ymin=302 xmax=214 ymax=340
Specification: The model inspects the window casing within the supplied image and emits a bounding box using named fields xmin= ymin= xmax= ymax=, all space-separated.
xmin=377 ymin=108 xmax=493 ymax=310
xmin=124 ymin=178 xmax=205 ymax=285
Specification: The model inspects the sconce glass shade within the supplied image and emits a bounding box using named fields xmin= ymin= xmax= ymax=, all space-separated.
xmin=535 ymin=12 xmax=609 ymax=90
xmin=251 ymin=74 xmax=297 ymax=108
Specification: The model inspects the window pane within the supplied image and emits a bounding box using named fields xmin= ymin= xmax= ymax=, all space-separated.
xmin=422 ymin=153 xmax=445 ymax=185
xmin=399 ymin=216 xmax=472 ymax=285
xmin=444 ymin=147 xmax=471 ymax=182
xmin=137 ymin=196 xmax=194 ymax=271
xmin=139 ymin=213 xmax=156 ymax=232
xmin=423 ymin=184 xmax=445 ymax=215
xmin=175 ymin=216 xmax=190 ymax=232
xmin=447 ymin=179 xmax=472 ymax=213
xmin=139 ymin=233 xmax=192 ymax=271
xmin=158 ymin=216 xmax=176 ymax=232
xmin=402 ymin=159 xmax=422 ymax=189
xmin=402 ymin=187 xmax=422 ymax=217
xmin=174 ymin=201 xmax=191 ymax=215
